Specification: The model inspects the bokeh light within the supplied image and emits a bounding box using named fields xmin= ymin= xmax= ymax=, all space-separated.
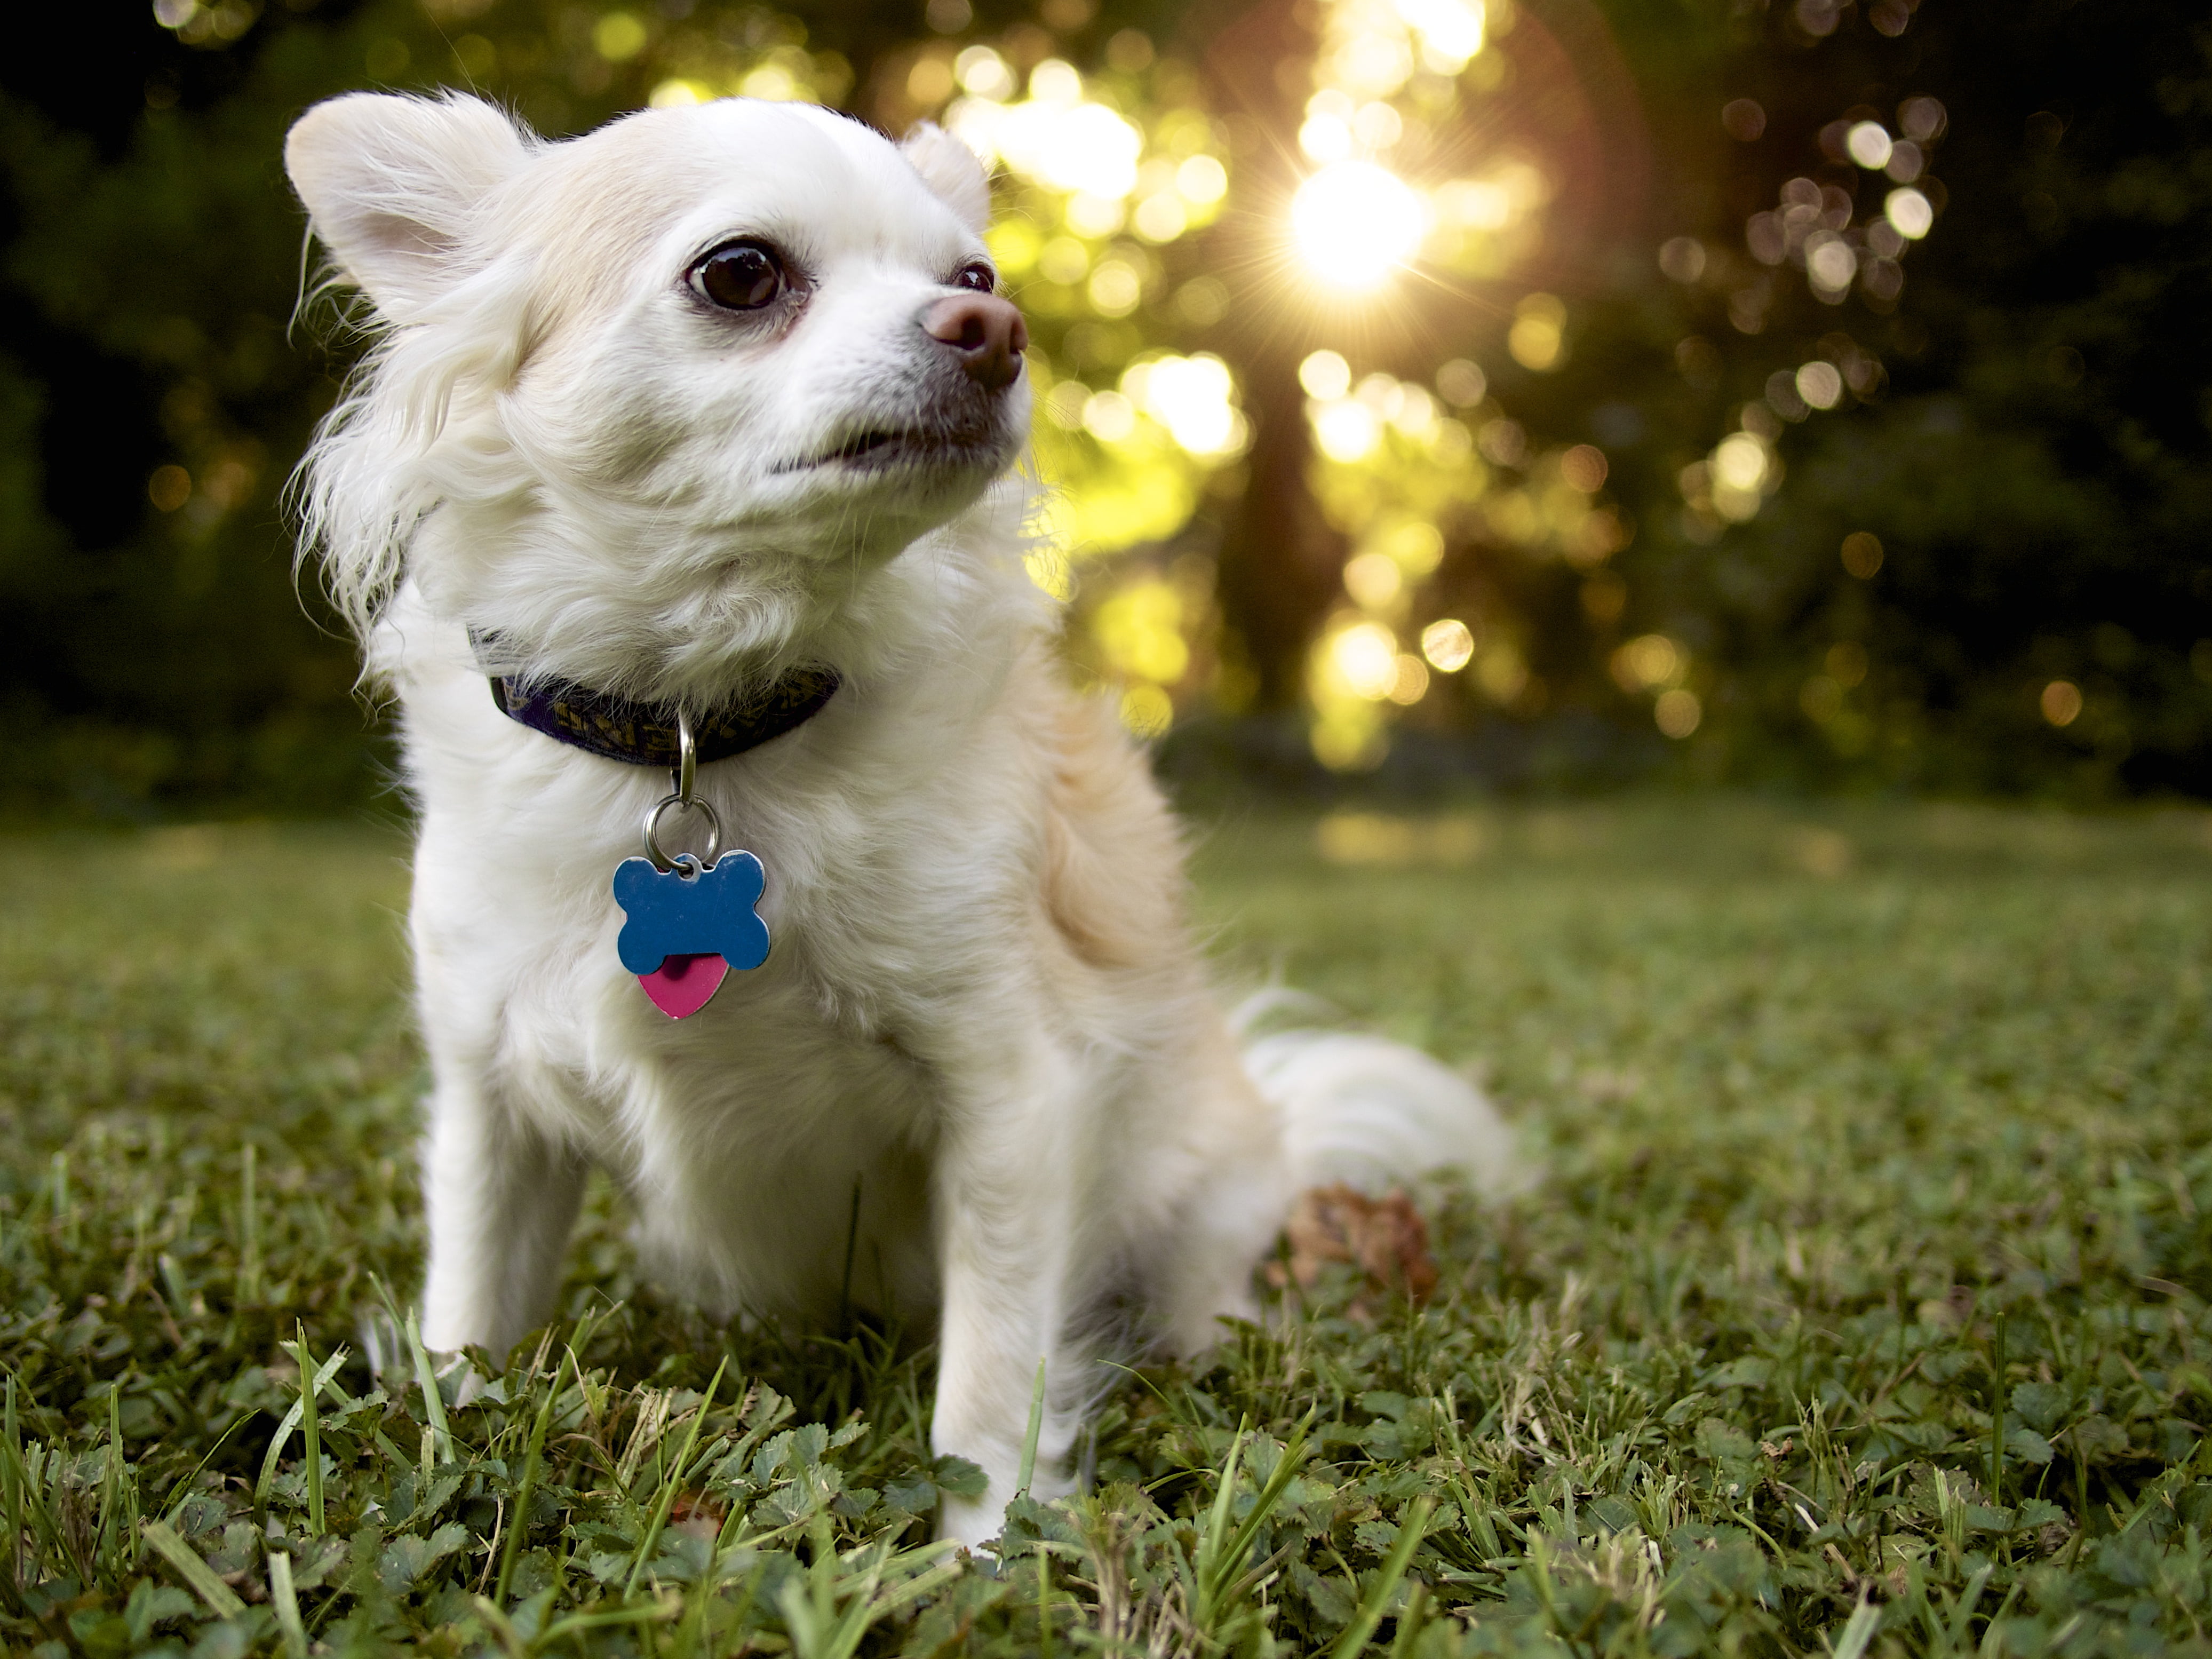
xmin=1899 ymin=96 xmax=1948 ymax=142
xmin=147 ymin=466 xmax=192 ymax=513
xmin=1336 ymin=623 xmax=1401 ymax=700
xmin=1343 ymin=551 xmax=1403 ymax=608
xmin=1421 ymin=618 xmax=1476 ymax=672
xmin=1885 ymin=188 xmax=1934 ymax=239
xmin=1387 ymin=654 xmax=1431 ymax=705
xmin=1805 ymin=236 xmax=1858 ymax=296
xmin=1795 ymin=361 xmax=1844 ymax=409
xmin=993 ymin=80 xmax=1141 ymax=195
xmin=1722 ymin=98 xmax=1767 ymax=141
xmin=1507 ymin=293 xmax=1566 ymax=370
xmin=1299 ymin=350 xmax=1352 ymax=401
xmin=1121 ymin=354 xmax=1246 ymax=457
xmin=1095 ymin=581 xmax=1190 ymax=684
xmin=954 ymin=44 xmax=1015 ymax=100
xmin=1654 ymin=688 xmax=1702 ymax=739
xmin=1081 ymin=390 xmax=1136 ymax=442
xmin=1713 ymin=433 xmax=1769 ymax=493
xmin=1559 ymin=445 xmax=1609 ymax=492
xmin=1313 ymin=399 xmax=1383 ymax=463
xmin=1613 ymin=633 xmax=1686 ymax=692
xmin=1659 ymin=236 xmax=1707 ymax=282
xmin=1845 ymin=121 xmax=1893 ymax=169
xmin=1841 ymin=533 xmax=1885 ymax=579
xmin=1394 ymin=0 xmax=1486 ymax=70
xmin=592 ymin=12 xmax=647 ymax=61
xmin=1436 ymin=360 xmax=1485 ymax=406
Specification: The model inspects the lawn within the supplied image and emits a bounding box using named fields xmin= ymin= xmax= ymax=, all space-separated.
xmin=3 ymin=800 xmax=2211 ymax=1657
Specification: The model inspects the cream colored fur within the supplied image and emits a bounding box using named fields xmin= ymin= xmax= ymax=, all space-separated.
xmin=285 ymin=91 xmax=1513 ymax=1545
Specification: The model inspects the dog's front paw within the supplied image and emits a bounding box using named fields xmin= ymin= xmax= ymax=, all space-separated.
xmin=937 ymin=1491 xmax=1004 ymax=1550
xmin=936 ymin=1466 xmax=1079 ymax=1551
xmin=446 ymin=1358 xmax=491 ymax=1408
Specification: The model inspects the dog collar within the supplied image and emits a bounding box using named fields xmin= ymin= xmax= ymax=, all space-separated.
xmin=483 ymin=656 xmax=840 ymax=768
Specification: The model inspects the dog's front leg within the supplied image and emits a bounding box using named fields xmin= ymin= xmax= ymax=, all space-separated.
xmin=417 ymin=1068 xmax=587 ymax=1360
xmin=928 ymin=1047 xmax=1090 ymax=1547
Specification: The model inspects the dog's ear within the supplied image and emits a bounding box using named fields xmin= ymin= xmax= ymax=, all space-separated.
xmin=286 ymin=92 xmax=529 ymax=319
xmin=900 ymin=124 xmax=992 ymax=234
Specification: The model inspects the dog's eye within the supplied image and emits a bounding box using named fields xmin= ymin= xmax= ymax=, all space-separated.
xmin=952 ymin=264 xmax=997 ymax=294
xmin=695 ymin=242 xmax=786 ymax=311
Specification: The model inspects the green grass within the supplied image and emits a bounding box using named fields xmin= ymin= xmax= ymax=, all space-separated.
xmin=4 ymin=799 xmax=2212 ymax=1657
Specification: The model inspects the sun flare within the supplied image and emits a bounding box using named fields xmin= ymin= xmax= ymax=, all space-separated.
xmin=1291 ymin=161 xmax=1425 ymax=288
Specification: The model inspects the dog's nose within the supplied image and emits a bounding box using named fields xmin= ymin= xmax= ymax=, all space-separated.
xmin=921 ymin=294 xmax=1029 ymax=392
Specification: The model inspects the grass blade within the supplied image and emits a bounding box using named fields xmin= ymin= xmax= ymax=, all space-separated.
xmin=237 ymin=1144 xmax=259 ymax=1305
xmin=1830 ymin=1595 xmax=1881 ymax=1659
xmin=1016 ymin=1356 xmax=1047 ymax=1496
xmin=1194 ymin=1419 xmax=1248 ymax=1623
xmin=1205 ymin=1411 xmax=1315 ymax=1613
xmin=2 ymin=1376 xmax=65 ymax=1581
xmin=495 ymin=1345 xmax=567 ymax=1606
xmin=269 ymin=1550 xmax=309 ymax=1659
xmin=160 ymin=1412 xmax=250 ymax=1529
xmin=1988 ymin=1313 xmax=2008 ymax=1506
xmin=143 ymin=1518 xmax=247 ymax=1619
xmin=295 ymin=1324 xmax=324 ymax=1535
xmin=1331 ymin=1495 xmax=1435 ymax=1659
xmin=868 ymin=1543 xmax=962 ymax=1617
xmin=478 ymin=1592 xmax=682 ymax=1647
xmin=96 ymin=1385 xmax=131 ymax=1578
xmin=0 ymin=1376 xmax=21 ymax=1605
xmin=403 ymin=1307 xmax=453 ymax=1465
xmin=1203 ymin=1422 xmax=1246 ymax=1554
xmin=625 ymin=1355 xmax=728 ymax=1599
xmin=259 ymin=1339 xmax=344 ymax=1520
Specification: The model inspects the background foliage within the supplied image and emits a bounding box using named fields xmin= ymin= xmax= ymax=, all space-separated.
xmin=1 ymin=0 xmax=2208 ymax=814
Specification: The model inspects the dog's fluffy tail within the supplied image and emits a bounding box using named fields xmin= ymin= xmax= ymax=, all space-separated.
xmin=1233 ymin=993 xmax=1521 ymax=1200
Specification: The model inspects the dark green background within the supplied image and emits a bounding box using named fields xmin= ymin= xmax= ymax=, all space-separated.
xmin=2 ymin=0 xmax=2205 ymax=815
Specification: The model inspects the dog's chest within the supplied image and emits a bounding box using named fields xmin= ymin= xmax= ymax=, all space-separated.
xmin=478 ymin=775 xmax=1024 ymax=1162
xmin=404 ymin=629 xmax=1044 ymax=1194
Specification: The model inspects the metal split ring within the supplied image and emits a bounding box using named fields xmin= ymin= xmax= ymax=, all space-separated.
xmin=642 ymin=710 xmax=718 ymax=869
xmin=642 ymin=792 xmax=721 ymax=871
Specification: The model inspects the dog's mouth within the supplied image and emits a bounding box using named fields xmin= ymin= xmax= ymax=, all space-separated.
xmin=776 ymin=424 xmax=1006 ymax=477
xmin=828 ymin=430 xmax=902 ymax=464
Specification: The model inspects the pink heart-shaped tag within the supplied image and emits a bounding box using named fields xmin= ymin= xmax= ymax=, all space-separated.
xmin=638 ymin=952 xmax=729 ymax=1019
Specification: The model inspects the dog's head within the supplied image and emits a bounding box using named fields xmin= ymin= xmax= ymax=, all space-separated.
xmin=288 ymin=93 xmax=1029 ymax=699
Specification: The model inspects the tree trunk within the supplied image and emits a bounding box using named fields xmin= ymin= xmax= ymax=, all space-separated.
xmin=1199 ymin=0 xmax=1345 ymax=709
xmin=1214 ymin=345 xmax=1344 ymax=707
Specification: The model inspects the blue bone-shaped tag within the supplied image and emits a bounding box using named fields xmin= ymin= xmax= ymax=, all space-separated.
xmin=612 ymin=853 xmax=771 ymax=975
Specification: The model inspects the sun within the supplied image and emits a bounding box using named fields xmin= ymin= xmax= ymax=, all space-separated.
xmin=1291 ymin=161 xmax=1426 ymax=289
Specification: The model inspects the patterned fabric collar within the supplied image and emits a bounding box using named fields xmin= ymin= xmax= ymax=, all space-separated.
xmin=482 ymin=651 xmax=841 ymax=769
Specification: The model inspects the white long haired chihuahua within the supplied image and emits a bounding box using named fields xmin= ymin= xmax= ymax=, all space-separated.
xmin=285 ymin=91 xmax=1513 ymax=1544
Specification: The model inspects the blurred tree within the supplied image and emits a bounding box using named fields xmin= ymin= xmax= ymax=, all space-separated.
xmin=1 ymin=0 xmax=2205 ymax=813
xmin=1594 ymin=0 xmax=2212 ymax=795
xmin=0 ymin=4 xmax=381 ymax=812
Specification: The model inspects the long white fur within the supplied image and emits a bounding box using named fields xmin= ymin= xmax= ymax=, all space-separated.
xmin=285 ymin=90 xmax=1515 ymax=1545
